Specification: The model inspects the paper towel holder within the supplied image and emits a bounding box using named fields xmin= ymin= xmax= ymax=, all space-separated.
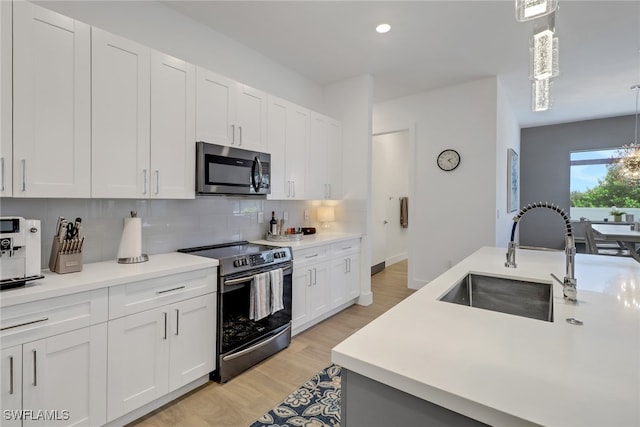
xmin=117 ymin=211 xmax=149 ymax=264
xmin=118 ymin=254 xmax=149 ymax=264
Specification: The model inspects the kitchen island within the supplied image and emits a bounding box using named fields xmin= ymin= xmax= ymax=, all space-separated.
xmin=332 ymin=247 xmax=640 ymax=427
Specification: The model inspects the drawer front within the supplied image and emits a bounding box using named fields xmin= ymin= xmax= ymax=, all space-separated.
xmin=109 ymin=267 xmax=217 ymax=319
xmin=331 ymin=239 xmax=361 ymax=257
xmin=293 ymin=245 xmax=329 ymax=268
xmin=0 ymin=288 xmax=108 ymax=349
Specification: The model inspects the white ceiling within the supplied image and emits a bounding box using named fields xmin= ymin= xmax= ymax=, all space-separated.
xmin=163 ymin=1 xmax=640 ymax=128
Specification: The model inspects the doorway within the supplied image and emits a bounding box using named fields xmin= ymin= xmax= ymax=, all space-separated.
xmin=371 ymin=130 xmax=409 ymax=274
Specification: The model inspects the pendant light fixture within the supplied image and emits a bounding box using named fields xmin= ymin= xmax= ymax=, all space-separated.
xmin=516 ymin=0 xmax=558 ymax=22
xmin=532 ymin=78 xmax=552 ymax=112
xmin=618 ymin=85 xmax=640 ymax=183
xmin=516 ymin=1 xmax=560 ymax=112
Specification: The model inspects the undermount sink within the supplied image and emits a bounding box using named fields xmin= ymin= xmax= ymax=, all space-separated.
xmin=439 ymin=273 xmax=554 ymax=322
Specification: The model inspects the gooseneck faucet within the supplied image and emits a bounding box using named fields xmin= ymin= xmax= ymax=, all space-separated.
xmin=505 ymin=202 xmax=577 ymax=302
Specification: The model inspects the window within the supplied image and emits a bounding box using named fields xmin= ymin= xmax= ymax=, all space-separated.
xmin=570 ymin=148 xmax=640 ymax=221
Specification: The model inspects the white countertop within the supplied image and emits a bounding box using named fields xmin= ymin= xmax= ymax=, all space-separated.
xmin=252 ymin=232 xmax=361 ymax=250
xmin=0 ymin=252 xmax=218 ymax=308
xmin=332 ymin=247 xmax=640 ymax=427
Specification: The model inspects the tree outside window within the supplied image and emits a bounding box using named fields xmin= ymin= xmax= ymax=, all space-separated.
xmin=570 ymin=148 xmax=640 ymax=220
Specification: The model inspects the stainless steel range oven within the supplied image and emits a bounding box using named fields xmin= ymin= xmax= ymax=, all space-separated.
xmin=178 ymin=241 xmax=293 ymax=383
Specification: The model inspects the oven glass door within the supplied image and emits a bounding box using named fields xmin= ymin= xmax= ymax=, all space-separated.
xmin=219 ymin=264 xmax=292 ymax=355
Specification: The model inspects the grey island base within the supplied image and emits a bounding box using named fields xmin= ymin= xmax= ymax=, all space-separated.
xmin=342 ymin=368 xmax=488 ymax=427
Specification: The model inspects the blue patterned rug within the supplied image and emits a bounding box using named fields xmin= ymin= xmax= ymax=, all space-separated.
xmin=249 ymin=364 xmax=341 ymax=427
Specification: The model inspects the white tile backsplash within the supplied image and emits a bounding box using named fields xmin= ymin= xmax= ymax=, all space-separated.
xmin=0 ymin=197 xmax=357 ymax=267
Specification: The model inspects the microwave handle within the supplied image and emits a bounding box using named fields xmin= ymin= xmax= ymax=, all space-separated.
xmin=251 ymin=156 xmax=263 ymax=193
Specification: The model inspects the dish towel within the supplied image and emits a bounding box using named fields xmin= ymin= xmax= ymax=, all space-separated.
xmin=269 ymin=268 xmax=284 ymax=315
xmin=250 ymin=272 xmax=271 ymax=321
xmin=400 ymin=197 xmax=409 ymax=228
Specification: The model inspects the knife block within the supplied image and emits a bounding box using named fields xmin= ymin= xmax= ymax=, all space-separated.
xmin=49 ymin=236 xmax=83 ymax=274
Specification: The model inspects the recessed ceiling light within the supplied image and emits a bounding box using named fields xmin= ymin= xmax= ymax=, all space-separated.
xmin=376 ymin=23 xmax=391 ymax=34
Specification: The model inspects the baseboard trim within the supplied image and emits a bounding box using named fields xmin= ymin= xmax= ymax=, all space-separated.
xmin=371 ymin=262 xmax=385 ymax=275
xmin=386 ymin=252 xmax=408 ymax=266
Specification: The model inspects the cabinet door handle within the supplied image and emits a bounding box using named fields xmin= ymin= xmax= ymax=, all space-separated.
xmin=163 ymin=312 xmax=168 ymax=340
xmin=143 ymin=169 xmax=148 ymax=195
xmin=348 ymin=258 xmax=351 ymax=273
xmin=292 ymin=180 xmax=295 ymax=198
xmin=231 ymin=124 xmax=235 ymax=145
xmin=21 ymin=159 xmax=26 ymax=191
xmin=344 ymin=259 xmax=349 ymax=274
xmin=155 ymin=170 xmax=160 ymax=195
xmin=1 ymin=157 xmax=5 ymax=192
xmin=313 ymin=268 xmax=317 ymax=285
xmin=307 ymin=270 xmax=312 ymax=287
xmin=305 ymin=254 xmax=319 ymax=259
xmin=156 ymin=285 xmax=186 ymax=295
xmin=1 ymin=317 xmax=49 ymax=331
xmin=175 ymin=308 xmax=180 ymax=336
xmin=32 ymin=350 xmax=37 ymax=386
xmin=9 ymin=356 xmax=14 ymax=394
xmin=238 ymin=126 xmax=243 ymax=146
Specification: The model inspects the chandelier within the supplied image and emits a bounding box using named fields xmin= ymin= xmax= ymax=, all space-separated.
xmin=618 ymin=85 xmax=640 ymax=183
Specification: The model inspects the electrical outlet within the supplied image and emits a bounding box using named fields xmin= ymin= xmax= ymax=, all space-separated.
xmin=283 ymin=211 xmax=289 ymax=221
xmin=258 ymin=211 xmax=264 ymax=224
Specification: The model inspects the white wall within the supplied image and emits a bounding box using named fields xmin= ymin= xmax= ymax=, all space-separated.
xmin=495 ymin=80 xmax=521 ymax=246
xmin=372 ymin=131 xmax=409 ymax=266
xmin=324 ymin=74 xmax=374 ymax=305
xmin=374 ymin=78 xmax=501 ymax=288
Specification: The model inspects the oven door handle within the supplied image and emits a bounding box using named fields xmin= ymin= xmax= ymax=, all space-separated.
xmin=223 ymin=266 xmax=293 ymax=287
xmin=222 ymin=324 xmax=291 ymax=362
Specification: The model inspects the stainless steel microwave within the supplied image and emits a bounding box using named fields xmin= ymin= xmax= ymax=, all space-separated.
xmin=196 ymin=141 xmax=271 ymax=196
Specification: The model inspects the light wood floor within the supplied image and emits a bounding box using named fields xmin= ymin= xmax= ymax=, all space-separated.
xmin=130 ymin=260 xmax=413 ymax=427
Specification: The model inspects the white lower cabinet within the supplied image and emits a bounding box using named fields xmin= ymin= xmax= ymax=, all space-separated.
xmin=331 ymin=252 xmax=361 ymax=308
xmin=292 ymin=260 xmax=330 ymax=329
xmin=107 ymin=293 xmax=215 ymax=422
xmin=1 ymin=324 xmax=107 ymax=427
xmin=292 ymin=238 xmax=361 ymax=334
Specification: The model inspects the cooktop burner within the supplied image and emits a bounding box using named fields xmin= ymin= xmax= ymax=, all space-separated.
xmin=178 ymin=241 xmax=292 ymax=276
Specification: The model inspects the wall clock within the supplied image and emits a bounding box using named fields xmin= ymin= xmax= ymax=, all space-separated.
xmin=437 ymin=149 xmax=461 ymax=171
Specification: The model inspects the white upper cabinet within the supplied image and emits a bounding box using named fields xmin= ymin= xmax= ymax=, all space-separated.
xmin=326 ymin=118 xmax=343 ymax=199
xmin=267 ymin=96 xmax=309 ymax=199
xmin=308 ymin=112 xmax=342 ymax=200
xmin=308 ymin=113 xmax=329 ymax=199
xmin=92 ymin=29 xmax=195 ymax=199
xmin=196 ymin=67 xmax=267 ymax=151
xmin=12 ymin=2 xmax=91 ymax=198
xmin=150 ymin=51 xmax=195 ymax=199
xmin=236 ymin=84 xmax=268 ymax=151
xmin=196 ymin=68 xmax=236 ymax=147
xmin=0 ymin=1 xmax=12 ymax=197
xmin=91 ymin=28 xmax=150 ymax=199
